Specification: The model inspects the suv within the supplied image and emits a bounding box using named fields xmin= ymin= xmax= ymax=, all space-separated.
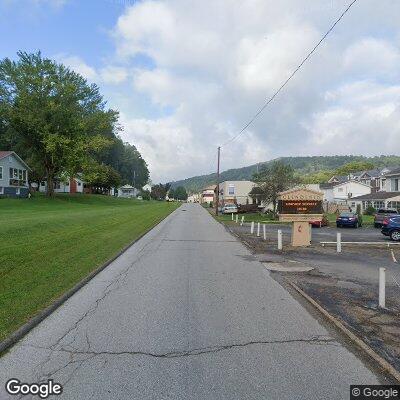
xmin=381 ymin=216 xmax=400 ymax=241
xmin=374 ymin=208 xmax=398 ymax=228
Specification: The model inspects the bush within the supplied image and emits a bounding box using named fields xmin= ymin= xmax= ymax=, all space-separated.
xmin=364 ymin=206 xmax=376 ymax=215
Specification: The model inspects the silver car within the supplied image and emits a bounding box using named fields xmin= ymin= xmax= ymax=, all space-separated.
xmin=223 ymin=204 xmax=238 ymax=214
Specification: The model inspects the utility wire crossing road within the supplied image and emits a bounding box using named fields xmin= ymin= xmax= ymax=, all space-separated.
xmin=0 ymin=204 xmax=382 ymax=399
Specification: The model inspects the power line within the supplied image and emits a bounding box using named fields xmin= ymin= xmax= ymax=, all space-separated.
xmin=221 ymin=0 xmax=359 ymax=148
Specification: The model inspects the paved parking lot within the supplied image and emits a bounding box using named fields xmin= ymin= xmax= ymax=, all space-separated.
xmin=238 ymin=222 xmax=392 ymax=244
xmin=223 ymin=219 xmax=400 ymax=373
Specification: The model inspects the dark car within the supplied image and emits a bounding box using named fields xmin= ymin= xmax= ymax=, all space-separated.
xmin=336 ymin=212 xmax=361 ymax=228
xmin=381 ymin=216 xmax=400 ymax=241
xmin=374 ymin=208 xmax=398 ymax=228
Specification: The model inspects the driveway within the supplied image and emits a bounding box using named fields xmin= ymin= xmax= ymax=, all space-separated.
xmin=0 ymin=204 xmax=384 ymax=399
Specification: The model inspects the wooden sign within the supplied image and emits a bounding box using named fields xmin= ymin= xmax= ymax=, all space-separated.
xmin=278 ymin=188 xmax=324 ymax=222
xmin=278 ymin=199 xmax=323 ymax=215
xmin=277 ymin=188 xmax=324 ymax=247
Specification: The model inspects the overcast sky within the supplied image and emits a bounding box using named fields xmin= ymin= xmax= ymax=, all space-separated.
xmin=1 ymin=0 xmax=400 ymax=182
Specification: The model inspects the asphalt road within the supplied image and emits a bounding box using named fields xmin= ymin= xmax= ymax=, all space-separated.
xmin=0 ymin=204 xmax=383 ymax=399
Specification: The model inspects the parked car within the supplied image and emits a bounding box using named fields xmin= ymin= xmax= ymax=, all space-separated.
xmin=222 ymin=204 xmax=238 ymax=214
xmin=381 ymin=216 xmax=400 ymax=241
xmin=309 ymin=215 xmax=328 ymax=228
xmin=336 ymin=212 xmax=362 ymax=228
xmin=237 ymin=203 xmax=259 ymax=214
xmin=374 ymin=208 xmax=398 ymax=228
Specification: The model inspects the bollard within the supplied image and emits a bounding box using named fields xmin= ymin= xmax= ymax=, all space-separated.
xmin=336 ymin=232 xmax=342 ymax=253
xmin=231 ymin=213 xmax=234 ymax=221
xmin=263 ymin=224 xmax=266 ymax=241
xmin=379 ymin=267 xmax=386 ymax=308
xmin=257 ymin=222 xmax=260 ymax=237
xmin=240 ymin=216 xmax=244 ymax=226
xmin=251 ymin=221 xmax=255 ymax=234
xmin=235 ymin=214 xmax=238 ymax=223
xmin=278 ymin=229 xmax=283 ymax=250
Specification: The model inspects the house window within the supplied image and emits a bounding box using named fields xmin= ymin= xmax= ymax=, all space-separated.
xmin=41 ymin=181 xmax=45 ymax=187
xmin=228 ymin=185 xmax=235 ymax=195
xmin=54 ymin=181 xmax=61 ymax=190
xmin=78 ymin=181 xmax=81 ymax=186
xmin=395 ymin=179 xmax=399 ymax=192
xmin=0 ymin=166 xmax=2 ymax=180
xmin=9 ymin=168 xmax=27 ymax=187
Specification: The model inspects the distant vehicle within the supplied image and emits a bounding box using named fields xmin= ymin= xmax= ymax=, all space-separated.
xmin=222 ymin=204 xmax=238 ymax=214
xmin=336 ymin=212 xmax=362 ymax=228
xmin=309 ymin=215 xmax=328 ymax=228
xmin=374 ymin=208 xmax=398 ymax=228
xmin=381 ymin=216 xmax=400 ymax=241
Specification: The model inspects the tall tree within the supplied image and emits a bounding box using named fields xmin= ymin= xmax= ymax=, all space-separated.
xmin=252 ymin=161 xmax=297 ymax=212
xmin=0 ymin=52 xmax=117 ymax=196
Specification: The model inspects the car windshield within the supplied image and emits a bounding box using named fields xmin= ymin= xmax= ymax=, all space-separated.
xmin=340 ymin=212 xmax=354 ymax=217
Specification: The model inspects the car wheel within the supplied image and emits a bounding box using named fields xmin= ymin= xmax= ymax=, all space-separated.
xmin=390 ymin=230 xmax=400 ymax=242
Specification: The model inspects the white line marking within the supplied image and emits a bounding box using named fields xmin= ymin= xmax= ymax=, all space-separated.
xmin=391 ymin=249 xmax=398 ymax=263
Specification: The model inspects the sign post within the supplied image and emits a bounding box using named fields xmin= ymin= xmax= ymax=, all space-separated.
xmin=277 ymin=188 xmax=323 ymax=247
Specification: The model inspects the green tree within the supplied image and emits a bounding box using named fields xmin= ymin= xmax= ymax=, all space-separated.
xmin=83 ymin=161 xmax=121 ymax=192
xmin=168 ymin=188 xmax=176 ymax=200
xmin=151 ymin=183 xmax=170 ymax=200
xmin=0 ymin=51 xmax=117 ymax=196
xmin=300 ymin=170 xmax=333 ymax=184
xmin=174 ymin=186 xmax=188 ymax=201
xmin=252 ymin=161 xmax=298 ymax=212
xmin=335 ymin=161 xmax=374 ymax=176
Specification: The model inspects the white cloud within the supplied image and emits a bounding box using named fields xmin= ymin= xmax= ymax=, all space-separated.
xmin=100 ymin=66 xmax=128 ymax=84
xmin=56 ymin=55 xmax=98 ymax=81
xmin=343 ymin=38 xmax=400 ymax=79
xmin=58 ymin=0 xmax=400 ymax=182
xmin=303 ymin=81 xmax=400 ymax=154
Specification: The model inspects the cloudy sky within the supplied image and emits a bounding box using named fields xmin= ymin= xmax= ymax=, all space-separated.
xmin=1 ymin=0 xmax=400 ymax=182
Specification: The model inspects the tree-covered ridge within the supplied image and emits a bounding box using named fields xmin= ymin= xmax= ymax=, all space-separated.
xmin=171 ymin=155 xmax=400 ymax=193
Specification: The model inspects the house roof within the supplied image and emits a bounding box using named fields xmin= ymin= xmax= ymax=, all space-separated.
xmin=385 ymin=167 xmax=400 ymax=177
xmin=203 ymin=185 xmax=216 ymax=191
xmin=319 ymin=183 xmax=335 ymax=189
xmin=351 ymin=192 xmax=400 ymax=201
xmin=119 ymin=184 xmax=136 ymax=189
xmin=0 ymin=150 xmax=31 ymax=171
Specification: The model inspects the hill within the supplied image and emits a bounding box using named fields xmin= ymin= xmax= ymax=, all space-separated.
xmin=170 ymin=155 xmax=400 ymax=193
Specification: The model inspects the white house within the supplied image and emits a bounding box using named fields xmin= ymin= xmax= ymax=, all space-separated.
xmin=39 ymin=176 xmax=84 ymax=194
xmin=0 ymin=151 xmax=31 ymax=198
xmin=201 ymin=185 xmax=216 ymax=204
xmin=218 ymin=180 xmax=255 ymax=206
xmin=332 ymin=180 xmax=371 ymax=201
xmin=142 ymin=183 xmax=152 ymax=192
xmin=385 ymin=168 xmax=400 ymax=192
xmin=118 ymin=184 xmax=139 ymax=198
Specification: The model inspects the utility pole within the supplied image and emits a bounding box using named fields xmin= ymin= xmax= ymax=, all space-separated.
xmin=215 ymin=146 xmax=221 ymax=216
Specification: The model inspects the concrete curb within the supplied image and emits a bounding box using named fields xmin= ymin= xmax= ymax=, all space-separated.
xmin=0 ymin=207 xmax=179 ymax=355
xmin=288 ymin=280 xmax=400 ymax=383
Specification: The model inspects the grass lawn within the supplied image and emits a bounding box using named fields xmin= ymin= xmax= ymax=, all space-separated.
xmin=0 ymin=194 xmax=179 ymax=342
